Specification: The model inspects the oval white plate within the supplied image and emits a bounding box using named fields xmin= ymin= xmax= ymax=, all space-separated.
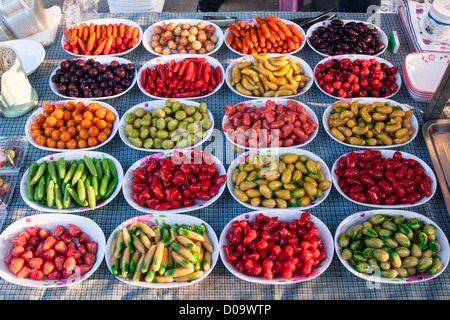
xmin=313 ymin=54 xmax=401 ymax=99
xmin=306 ymin=19 xmax=388 ymax=57
xmin=0 ymin=39 xmax=45 ymax=75
xmin=49 ymin=56 xmax=137 ymax=101
xmin=143 ymin=19 xmax=224 ymax=56
xmin=61 ymin=18 xmax=143 ymax=57
xmin=225 ymin=55 xmax=313 ymax=99
xmin=219 ymin=210 xmax=333 ymax=284
xmin=227 ymin=147 xmax=332 ymax=211
xmin=335 ymin=209 xmax=449 ymax=284
xmin=222 ymin=98 xmax=319 ymax=150
xmin=105 ymin=213 xmax=218 ymax=288
xmin=0 ymin=213 xmax=106 ymax=288
xmin=322 ymin=98 xmax=418 ymax=149
xmin=122 ymin=150 xmax=226 ymax=214
xmin=224 ymin=18 xmax=306 ymax=56
xmin=20 ymin=151 xmax=124 ymax=213
xmin=25 ymin=100 xmax=119 ymax=152
xmin=331 ymin=150 xmax=437 ymax=208
xmin=119 ymin=100 xmax=214 ymax=152
xmin=137 ymin=54 xmax=224 ymax=100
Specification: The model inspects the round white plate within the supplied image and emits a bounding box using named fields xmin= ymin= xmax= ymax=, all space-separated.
xmin=136 ymin=54 xmax=224 ymax=100
xmin=49 ymin=56 xmax=137 ymax=101
xmin=105 ymin=213 xmax=218 ymax=288
xmin=143 ymin=19 xmax=223 ymax=56
xmin=219 ymin=210 xmax=333 ymax=284
xmin=0 ymin=213 xmax=106 ymax=288
xmin=61 ymin=18 xmax=143 ymax=57
xmin=119 ymin=100 xmax=214 ymax=152
xmin=25 ymin=100 xmax=119 ymax=152
xmin=322 ymin=98 xmax=418 ymax=149
xmin=335 ymin=209 xmax=449 ymax=284
xmin=20 ymin=151 xmax=124 ymax=213
xmin=306 ymin=19 xmax=388 ymax=57
xmin=0 ymin=39 xmax=45 ymax=75
xmin=224 ymin=18 xmax=306 ymax=56
xmin=313 ymin=54 xmax=401 ymax=99
xmin=227 ymin=147 xmax=332 ymax=211
xmin=122 ymin=150 xmax=226 ymax=214
xmin=222 ymin=98 xmax=319 ymax=150
xmin=331 ymin=149 xmax=437 ymax=208
xmin=225 ymin=54 xmax=313 ymax=99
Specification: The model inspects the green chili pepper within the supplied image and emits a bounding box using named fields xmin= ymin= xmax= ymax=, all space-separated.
xmin=84 ymin=156 xmax=98 ymax=177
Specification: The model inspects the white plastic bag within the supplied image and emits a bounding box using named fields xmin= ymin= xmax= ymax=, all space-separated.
xmin=62 ymin=0 xmax=100 ymax=27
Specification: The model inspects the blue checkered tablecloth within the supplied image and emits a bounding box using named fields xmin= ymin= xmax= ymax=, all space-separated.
xmin=1 ymin=11 xmax=449 ymax=300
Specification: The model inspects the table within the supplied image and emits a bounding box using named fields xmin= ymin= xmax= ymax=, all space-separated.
xmin=1 ymin=10 xmax=449 ymax=301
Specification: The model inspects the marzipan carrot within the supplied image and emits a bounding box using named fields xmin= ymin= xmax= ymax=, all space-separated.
xmin=268 ymin=21 xmax=278 ymax=32
xmin=119 ymin=23 xmax=125 ymax=38
xmin=276 ymin=20 xmax=293 ymax=37
xmin=264 ymin=16 xmax=279 ymax=22
xmin=227 ymin=33 xmax=234 ymax=45
xmin=229 ymin=24 xmax=240 ymax=37
xmin=261 ymin=23 xmax=271 ymax=38
xmin=255 ymin=16 xmax=267 ymax=25
xmin=250 ymin=28 xmax=258 ymax=43
xmin=289 ymin=24 xmax=304 ymax=41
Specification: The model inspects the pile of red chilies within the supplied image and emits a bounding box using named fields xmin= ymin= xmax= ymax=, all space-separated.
xmin=140 ymin=57 xmax=223 ymax=98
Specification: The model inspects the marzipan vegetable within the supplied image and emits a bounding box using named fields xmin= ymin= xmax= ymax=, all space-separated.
xmin=338 ymin=214 xmax=444 ymax=279
xmin=110 ymin=221 xmax=214 ymax=283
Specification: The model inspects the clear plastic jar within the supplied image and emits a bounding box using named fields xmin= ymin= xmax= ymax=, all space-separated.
xmin=422 ymin=0 xmax=450 ymax=42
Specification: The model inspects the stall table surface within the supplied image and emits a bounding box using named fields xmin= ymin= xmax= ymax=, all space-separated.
xmin=1 ymin=11 xmax=449 ymax=300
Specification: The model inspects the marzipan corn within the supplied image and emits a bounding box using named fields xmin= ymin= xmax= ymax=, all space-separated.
xmin=110 ymin=221 xmax=214 ymax=283
xmin=232 ymin=153 xmax=331 ymax=208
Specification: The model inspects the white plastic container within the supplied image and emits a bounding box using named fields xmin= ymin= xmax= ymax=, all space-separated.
xmin=421 ymin=0 xmax=450 ymax=42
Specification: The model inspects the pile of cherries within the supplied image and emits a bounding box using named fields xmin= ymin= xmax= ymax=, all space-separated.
xmin=315 ymin=57 xmax=399 ymax=98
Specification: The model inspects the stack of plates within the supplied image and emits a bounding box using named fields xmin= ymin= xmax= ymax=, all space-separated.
xmin=403 ymin=51 xmax=450 ymax=103
xmin=107 ymin=0 xmax=165 ymax=13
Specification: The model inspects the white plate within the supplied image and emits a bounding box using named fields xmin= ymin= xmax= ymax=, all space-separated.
xmin=335 ymin=209 xmax=449 ymax=284
xmin=25 ymin=100 xmax=119 ymax=152
xmin=119 ymin=100 xmax=214 ymax=152
xmin=0 ymin=213 xmax=106 ymax=288
xmin=222 ymin=98 xmax=319 ymax=150
xmin=313 ymin=54 xmax=401 ymax=99
xmin=20 ymin=151 xmax=124 ymax=213
xmin=49 ymin=56 xmax=137 ymax=101
xmin=143 ymin=19 xmax=224 ymax=56
xmin=219 ymin=210 xmax=333 ymax=284
xmin=105 ymin=213 xmax=218 ymax=288
xmin=136 ymin=54 xmax=224 ymax=100
xmin=0 ymin=39 xmax=45 ymax=75
xmin=306 ymin=19 xmax=388 ymax=57
xmin=224 ymin=18 xmax=306 ymax=56
xmin=404 ymin=51 xmax=450 ymax=95
xmin=61 ymin=18 xmax=143 ymax=57
xmin=122 ymin=150 xmax=226 ymax=214
xmin=331 ymin=150 xmax=437 ymax=208
xmin=322 ymin=98 xmax=419 ymax=149
xmin=225 ymin=55 xmax=313 ymax=99
xmin=227 ymin=147 xmax=332 ymax=211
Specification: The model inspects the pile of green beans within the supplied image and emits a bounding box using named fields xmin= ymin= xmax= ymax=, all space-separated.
xmin=338 ymin=214 xmax=444 ymax=279
xmin=110 ymin=221 xmax=214 ymax=283
xmin=26 ymin=155 xmax=118 ymax=210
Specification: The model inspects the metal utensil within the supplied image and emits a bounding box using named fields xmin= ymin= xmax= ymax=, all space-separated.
xmin=289 ymin=9 xmax=337 ymax=29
